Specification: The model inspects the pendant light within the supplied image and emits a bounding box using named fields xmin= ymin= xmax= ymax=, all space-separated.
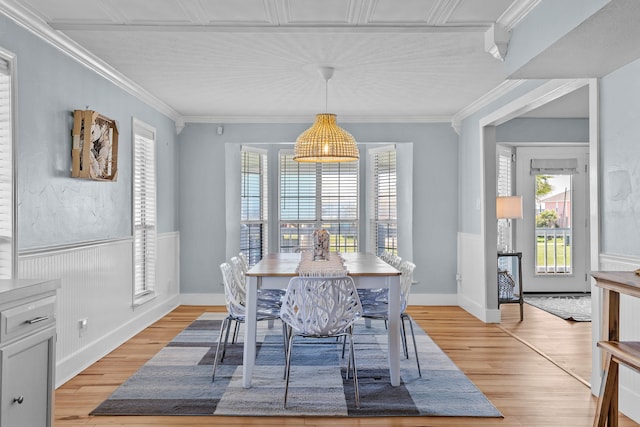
xmin=294 ymin=66 xmax=359 ymax=162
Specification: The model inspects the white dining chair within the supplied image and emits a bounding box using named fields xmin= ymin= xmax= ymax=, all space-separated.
xmin=236 ymin=253 xmax=286 ymax=306
xmin=357 ymin=260 xmax=421 ymax=377
xmin=212 ymin=262 xmax=286 ymax=382
xmin=230 ymin=255 xmax=285 ymax=340
xmin=280 ymin=275 xmax=363 ymax=409
xmin=357 ymin=251 xmax=402 ymax=327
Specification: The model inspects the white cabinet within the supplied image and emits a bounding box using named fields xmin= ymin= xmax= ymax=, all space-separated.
xmin=0 ymin=279 xmax=60 ymax=427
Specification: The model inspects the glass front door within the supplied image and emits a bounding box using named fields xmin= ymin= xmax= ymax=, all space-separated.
xmin=516 ymin=146 xmax=589 ymax=293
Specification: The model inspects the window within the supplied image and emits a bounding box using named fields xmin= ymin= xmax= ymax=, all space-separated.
xmin=279 ymin=151 xmax=358 ymax=253
xmin=240 ymin=147 xmax=268 ymax=266
xmin=496 ymin=146 xmax=514 ymax=251
xmin=0 ymin=56 xmax=13 ymax=279
xmin=531 ymin=158 xmax=578 ymax=275
xmin=132 ymin=119 xmax=157 ymax=304
xmin=369 ymin=146 xmax=397 ymax=256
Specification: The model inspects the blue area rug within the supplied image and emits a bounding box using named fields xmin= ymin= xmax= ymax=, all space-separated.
xmin=91 ymin=313 xmax=502 ymax=417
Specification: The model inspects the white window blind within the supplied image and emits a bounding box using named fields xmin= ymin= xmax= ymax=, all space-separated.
xmin=0 ymin=59 xmax=13 ymax=279
xmin=279 ymin=151 xmax=358 ymax=252
xmin=497 ymin=148 xmax=513 ymax=197
xmin=530 ymin=158 xmax=578 ymax=175
xmin=369 ymin=146 xmax=397 ymax=255
xmin=497 ymin=147 xmax=514 ymax=253
xmin=240 ymin=147 xmax=268 ymax=266
xmin=133 ymin=120 xmax=157 ymax=304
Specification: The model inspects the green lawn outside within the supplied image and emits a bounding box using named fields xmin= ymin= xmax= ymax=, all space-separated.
xmin=536 ymin=236 xmax=571 ymax=268
xmin=281 ymin=234 xmax=357 ymax=252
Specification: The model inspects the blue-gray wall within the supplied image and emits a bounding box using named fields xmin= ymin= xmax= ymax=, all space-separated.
xmin=600 ymin=57 xmax=640 ymax=257
xmin=0 ymin=14 xmax=179 ymax=250
xmin=178 ymin=122 xmax=459 ymax=296
xmin=505 ymin=0 xmax=610 ymax=77
xmin=458 ymin=79 xmax=550 ymax=234
xmin=496 ymin=118 xmax=589 ymax=143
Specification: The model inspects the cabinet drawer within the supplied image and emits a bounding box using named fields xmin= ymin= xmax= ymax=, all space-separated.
xmin=1 ymin=296 xmax=56 ymax=343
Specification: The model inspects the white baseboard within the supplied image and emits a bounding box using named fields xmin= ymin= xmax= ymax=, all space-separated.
xmin=457 ymin=292 xmax=501 ymax=323
xmin=56 ymin=295 xmax=180 ymax=387
xmin=620 ymin=379 xmax=640 ymax=423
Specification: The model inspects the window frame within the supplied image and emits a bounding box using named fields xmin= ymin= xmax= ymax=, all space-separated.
xmin=240 ymin=146 xmax=268 ymax=267
xmin=0 ymin=49 xmax=16 ymax=279
xmin=497 ymin=146 xmax=515 ymax=252
xmin=368 ymin=145 xmax=398 ymax=256
xmin=278 ymin=149 xmax=359 ymax=253
xmin=132 ymin=118 xmax=157 ymax=307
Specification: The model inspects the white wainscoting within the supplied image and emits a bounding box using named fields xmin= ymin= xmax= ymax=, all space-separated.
xmin=594 ymin=254 xmax=640 ymax=423
xmin=18 ymin=232 xmax=181 ymax=388
xmin=457 ymin=232 xmax=499 ymax=322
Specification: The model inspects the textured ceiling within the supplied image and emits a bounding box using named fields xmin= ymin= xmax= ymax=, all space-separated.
xmin=8 ymin=0 xmax=547 ymax=123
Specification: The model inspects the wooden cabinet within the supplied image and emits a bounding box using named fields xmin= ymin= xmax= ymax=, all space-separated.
xmin=591 ymin=271 xmax=640 ymax=427
xmin=0 ymin=279 xmax=60 ymax=427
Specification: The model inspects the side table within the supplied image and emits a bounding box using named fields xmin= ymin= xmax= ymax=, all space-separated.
xmin=497 ymin=251 xmax=524 ymax=321
xmin=591 ymin=271 xmax=640 ymax=427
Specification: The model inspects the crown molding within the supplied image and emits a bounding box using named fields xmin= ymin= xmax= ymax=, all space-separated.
xmin=0 ymin=0 xmax=181 ymax=123
xmin=497 ymin=0 xmax=542 ymax=31
xmin=179 ymin=114 xmax=452 ymax=126
xmin=50 ymin=22 xmax=492 ymax=33
xmin=451 ymin=79 xmax=525 ymax=134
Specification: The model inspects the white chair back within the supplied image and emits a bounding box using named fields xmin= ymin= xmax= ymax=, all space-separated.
xmin=220 ymin=262 xmax=246 ymax=318
xmin=280 ymin=276 xmax=362 ymax=337
xmin=230 ymin=256 xmax=247 ymax=290
xmin=237 ymin=252 xmax=249 ymax=272
xmin=398 ymin=260 xmax=416 ymax=312
xmin=380 ymin=250 xmax=403 ymax=269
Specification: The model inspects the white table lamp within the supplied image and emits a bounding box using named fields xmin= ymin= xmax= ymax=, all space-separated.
xmin=496 ymin=196 xmax=523 ymax=253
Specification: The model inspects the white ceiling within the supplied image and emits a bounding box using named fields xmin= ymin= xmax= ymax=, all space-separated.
xmin=6 ymin=0 xmax=581 ymax=123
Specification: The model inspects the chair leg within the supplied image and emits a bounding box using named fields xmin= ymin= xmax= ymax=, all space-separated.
xmin=346 ymin=333 xmax=351 ymax=379
xmin=212 ymin=317 xmax=229 ymax=382
xmin=220 ymin=316 xmax=233 ymax=362
xmin=283 ymin=334 xmax=295 ymax=408
xmin=231 ymin=320 xmax=240 ymax=343
xmin=348 ymin=330 xmax=360 ymax=409
xmin=282 ymin=323 xmax=291 ymax=379
xmin=400 ymin=316 xmax=409 ymax=358
xmin=341 ymin=334 xmax=347 ymax=359
xmin=406 ymin=314 xmax=422 ymax=377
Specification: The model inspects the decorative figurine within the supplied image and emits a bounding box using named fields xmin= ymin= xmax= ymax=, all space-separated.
xmin=312 ymin=229 xmax=330 ymax=261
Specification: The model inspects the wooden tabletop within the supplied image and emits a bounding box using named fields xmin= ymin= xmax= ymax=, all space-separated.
xmin=591 ymin=271 xmax=640 ymax=298
xmin=246 ymin=252 xmax=401 ymax=277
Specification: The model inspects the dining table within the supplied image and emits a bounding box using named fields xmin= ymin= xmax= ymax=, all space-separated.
xmin=243 ymin=252 xmax=402 ymax=388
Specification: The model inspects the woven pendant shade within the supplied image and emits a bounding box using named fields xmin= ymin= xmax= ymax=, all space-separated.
xmin=294 ymin=66 xmax=359 ymax=163
xmin=294 ymin=113 xmax=359 ymax=162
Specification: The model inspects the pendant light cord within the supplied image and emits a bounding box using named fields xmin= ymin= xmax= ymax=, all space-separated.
xmin=325 ymin=77 xmax=329 ymax=113
xmin=319 ymin=66 xmax=334 ymax=114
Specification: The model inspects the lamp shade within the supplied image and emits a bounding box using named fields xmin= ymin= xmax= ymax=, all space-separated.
xmin=496 ymin=196 xmax=523 ymax=219
xmin=294 ymin=113 xmax=359 ymax=162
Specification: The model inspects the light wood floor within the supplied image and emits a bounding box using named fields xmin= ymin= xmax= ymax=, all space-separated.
xmin=54 ymin=303 xmax=640 ymax=427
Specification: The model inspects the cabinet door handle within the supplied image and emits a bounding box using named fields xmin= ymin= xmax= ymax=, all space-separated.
xmin=13 ymin=396 xmax=24 ymax=404
xmin=25 ymin=316 xmax=49 ymax=324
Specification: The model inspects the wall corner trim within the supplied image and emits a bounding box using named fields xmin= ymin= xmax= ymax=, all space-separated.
xmin=452 ymin=79 xmax=525 ymax=132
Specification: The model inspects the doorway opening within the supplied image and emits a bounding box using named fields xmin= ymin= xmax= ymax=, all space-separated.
xmin=515 ymin=146 xmax=589 ymax=294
